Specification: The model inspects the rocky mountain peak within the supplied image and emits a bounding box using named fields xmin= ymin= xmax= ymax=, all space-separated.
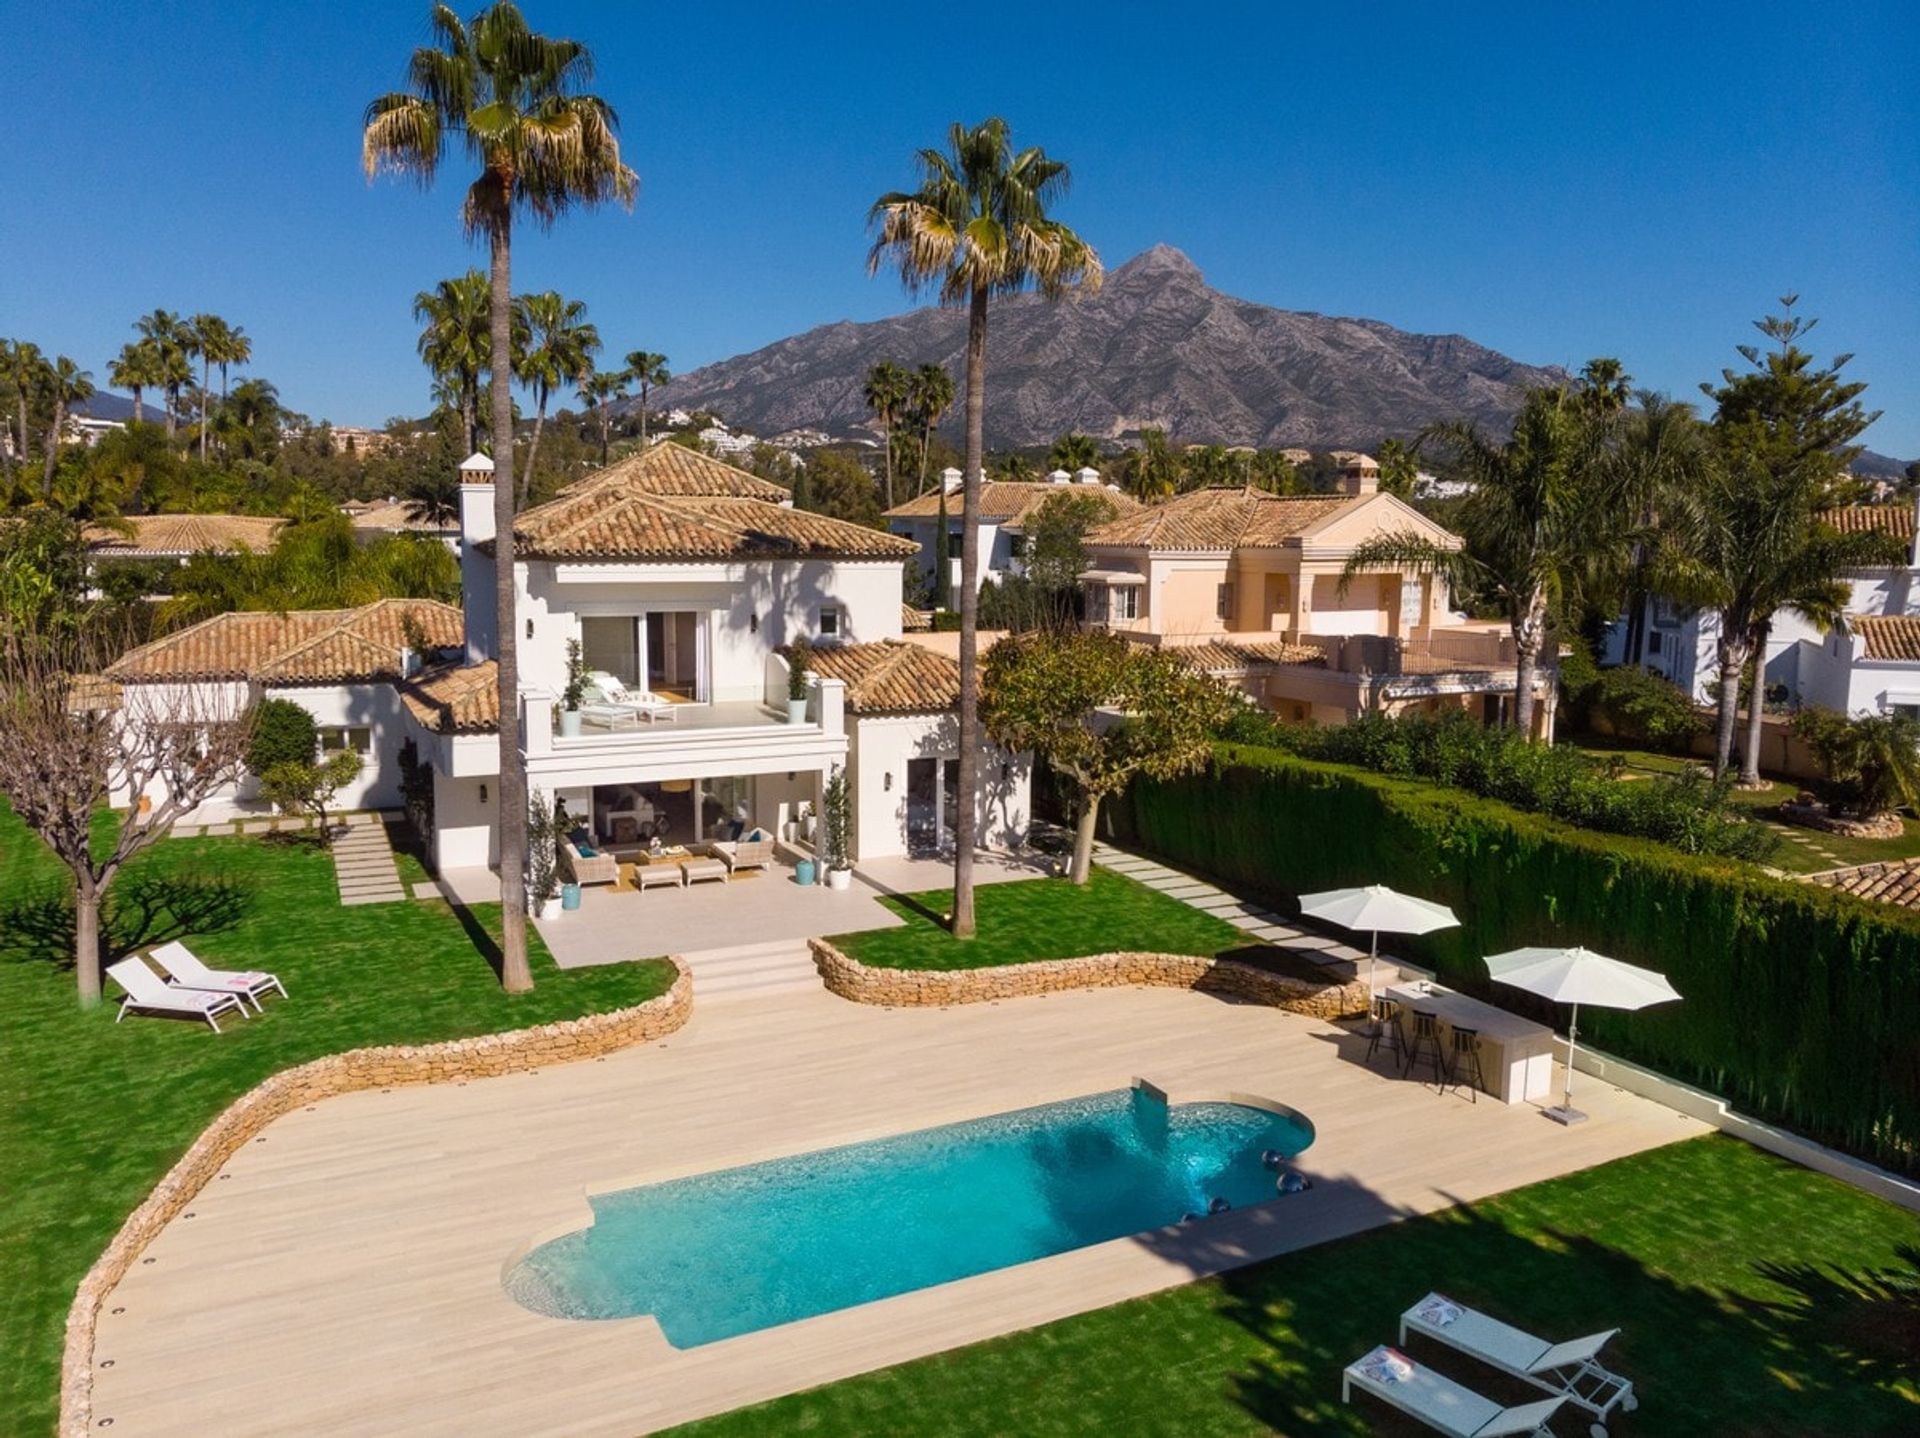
xmin=1109 ymin=243 xmax=1205 ymax=286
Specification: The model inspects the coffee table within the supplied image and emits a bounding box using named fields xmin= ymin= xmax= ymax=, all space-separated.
xmin=630 ymin=863 xmax=684 ymax=894
xmin=681 ymin=855 xmax=729 ymax=887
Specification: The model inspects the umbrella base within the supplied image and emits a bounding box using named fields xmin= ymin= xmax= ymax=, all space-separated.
xmin=1543 ymin=1104 xmax=1589 ymax=1126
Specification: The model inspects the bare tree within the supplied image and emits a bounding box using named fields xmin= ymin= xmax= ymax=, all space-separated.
xmin=0 ymin=617 xmax=256 ymax=1006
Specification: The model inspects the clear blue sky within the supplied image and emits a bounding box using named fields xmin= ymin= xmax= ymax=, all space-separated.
xmin=5 ymin=0 xmax=1917 ymax=455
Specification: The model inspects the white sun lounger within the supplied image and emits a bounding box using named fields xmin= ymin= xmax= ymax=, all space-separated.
xmin=108 ymin=958 xmax=249 ymax=1032
xmin=1343 ymin=1345 xmax=1563 ymax=1437
xmin=146 ymin=940 xmax=287 ymax=1013
xmin=1401 ymin=1292 xmax=1638 ymax=1433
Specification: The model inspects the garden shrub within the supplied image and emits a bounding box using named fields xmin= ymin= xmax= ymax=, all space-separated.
xmin=1589 ymin=665 xmax=1705 ymax=751
xmin=1106 ymin=742 xmax=1920 ymax=1175
xmin=247 ymin=698 xmax=316 ymax=774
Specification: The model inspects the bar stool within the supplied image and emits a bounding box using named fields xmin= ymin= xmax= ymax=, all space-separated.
xmin=1404 ymin=1009 xmax=1447 ymax=1089
xmin=1445 ymin=1024 xmax=1486 ymax=1102
xmin=1364 ymin=996 xmax=1404 ymax=1068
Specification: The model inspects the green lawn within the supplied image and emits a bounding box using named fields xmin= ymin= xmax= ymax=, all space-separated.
xmin=1571 ymin=740 xmax=1920 ymax=875
xmin=0 ymin=807 xmax=677 ymax=1433
xmin=672 ymin=1135 xmax=1920 ymax=1437
xmin=834 ymin=866 xmax=1249 ymax=970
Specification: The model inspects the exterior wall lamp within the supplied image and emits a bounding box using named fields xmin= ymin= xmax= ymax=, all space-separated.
xmin=479 ymin=783 xmax=488 ymax=804
xmin=884 ymin=771 xmax=892 ymax=791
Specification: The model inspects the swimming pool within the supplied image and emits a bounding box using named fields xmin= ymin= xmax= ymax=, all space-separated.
xmin=505 ymin=1086 xmax=1313 ymax=1346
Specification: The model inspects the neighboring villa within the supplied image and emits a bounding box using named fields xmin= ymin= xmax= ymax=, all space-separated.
xmin=84 ymin=513 xmax=286 ymax=563
xmin=1078 ymin=458 xmax=1548 ymax=729
xmin=884 ymin=467 xmax=1136 ymax=605
xmin=107 ymin=444 xmax=1032 ymax=874
xmin=340 ymin=496 xmax=460 ymax=548
xmin=1608 ymin=498 xmax=1920 ymax=718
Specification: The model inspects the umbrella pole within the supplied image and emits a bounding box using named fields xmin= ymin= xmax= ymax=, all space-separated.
xmin=1368 ymin=930 xmax=1378 ymax=1006
xmin=1548 ymin=1002 xmax=1588 ymax=1126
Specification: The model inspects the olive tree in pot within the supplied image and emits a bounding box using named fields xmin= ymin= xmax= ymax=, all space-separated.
xmin=787 ymin=636 xmax=813 ymax=724
xmin=822 ymin=764 xmax=853 ymax=889
xmin=560 ymin=639 xmax=588 ymax=738
xmin=527 ymin=785 xmax=562 ymax=920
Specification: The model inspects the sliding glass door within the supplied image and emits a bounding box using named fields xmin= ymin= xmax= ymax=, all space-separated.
xmin=579 ymin=612 xmax=709 ymax=703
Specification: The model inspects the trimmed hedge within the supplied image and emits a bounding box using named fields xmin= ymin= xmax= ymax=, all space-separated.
xmin=1106 ymin=742 xmax=1920 ymax=1174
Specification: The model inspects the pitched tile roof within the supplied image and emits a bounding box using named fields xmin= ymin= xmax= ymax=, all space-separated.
xmin=1853 ymin=615 xmax=1920 ymax=661
xmin=884 ymin=481 xmax=1138 ymax=525
xmin=1821 ymin=505 xmax=1915 ymax=541
xmin=1142 ymin=638 xmax=1327 ymax=671
xmin=1806 ymin=855 xmax=1920 ymax=909
xmin=106 ymin=599 xmax=463 ymax=684
xmin=1086 ymin=487 xmax=1356 ymax=551
xmin=400 ymin=661 xmax=500 ymax=734
xmin=805 ymin=640 xmax=960 ymax=715
xmin=345 ymin=500 xmax=456 ymax=533
xmin=901 ymin=604 xmax=933 ymax=632
xmin=555 ymin=442 xmax=789 ymax=501
xmin=86 ymin=513 xmax=286 ymax=556
xmin=503 ymin=442 xmax=912 ymax=561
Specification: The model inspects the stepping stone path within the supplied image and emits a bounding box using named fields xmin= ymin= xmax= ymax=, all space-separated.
xmin=1090 ymin=841 xmax=1411 ymax=983
xmin=332 ymin=819 xmax=409 ymax=906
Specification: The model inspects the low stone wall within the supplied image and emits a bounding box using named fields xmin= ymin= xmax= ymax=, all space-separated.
xmin=811 ymin=940 xmax=1367 ymax=1020
xmin=60 ymin=962 xmax=692 ymax=1438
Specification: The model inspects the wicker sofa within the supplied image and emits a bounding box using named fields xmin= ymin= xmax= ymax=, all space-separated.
xmin=560 ymin=832 xmax=618 ymax=886
xmin=706 ymin=831 xmax=776 ymax=876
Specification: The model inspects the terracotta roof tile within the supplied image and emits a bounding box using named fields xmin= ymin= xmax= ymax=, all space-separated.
xmin=1853 ymin=615 xmax=1920 ymax=661
xmin=508 ymin=442 xmax=912 ymax=561
xmin=346 ymin=501 xmax=455 ymax=533
xmin=400 ymin=661 xmax=500 ymax=733
xmin=106 ymin=598 xmax=463 ymax=684
xmin=1821 ymin=505 xmax=1915 ymax=541
xmin=805 ymin=641 xmax=959 ymax=715
xmin=1132 ymin=637 xmax=1326 ymax=671
xmin=901 ymin=604 xmax=933 ymax=632
xmin=884 ymin=481 xmax=1138 ymax=525
xmin=86 ymin=513 xmax=286 ymax=555
xmin=1086 ymin=487 xmax=1355 ymax=551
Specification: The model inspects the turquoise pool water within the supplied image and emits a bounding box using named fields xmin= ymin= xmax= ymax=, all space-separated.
xmin=505 ymin=1087 xmax=1313 ymax=1346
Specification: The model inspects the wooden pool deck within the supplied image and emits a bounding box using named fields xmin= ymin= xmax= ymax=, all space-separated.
xmin=88 ymin=983 xmax=1707 ymax=1436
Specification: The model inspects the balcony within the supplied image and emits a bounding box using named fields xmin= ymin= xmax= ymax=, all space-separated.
xmin=1294 ymin=627 xmax=1520 ymax=682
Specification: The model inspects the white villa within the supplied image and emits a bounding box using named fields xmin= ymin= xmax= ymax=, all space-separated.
xmin=1607 ymin=498 xmax=1920 ymax=718
xmin=105 ymin=444 xmax=1032 ymax=874
xmin=884 ymin=467 xmax=1135 ymax=605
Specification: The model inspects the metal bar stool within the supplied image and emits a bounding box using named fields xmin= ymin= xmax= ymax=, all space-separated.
xmin=1445 ymin=1024 xmax=1487 ymax=1102
xmin=1404 ymin=1009 xmax=1447 ymax=1089
xmin=1364 ymin=996 xmax=1404 ymax=1068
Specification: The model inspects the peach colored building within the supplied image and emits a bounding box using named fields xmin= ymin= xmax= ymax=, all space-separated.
xmin=1080 ymin=462 xmax=1550 ymax=730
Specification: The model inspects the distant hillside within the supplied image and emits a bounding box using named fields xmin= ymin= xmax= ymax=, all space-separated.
xmin=652 ymin=244 xmax=1566 ymax=450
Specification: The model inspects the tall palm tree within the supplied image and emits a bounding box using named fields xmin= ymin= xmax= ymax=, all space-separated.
xmin=413 ymin=271 xmax=493 ymax=454
xmin=869 ymin=117 xmax=1102 ymax=938
xmin=862 ymin=360 xmax=910 ymax=508
xmin=42 ymin=357 xmax=95 ymax=498
xmin=1576 ymin=356 xmax=1633 ymax=418
xmin=578 ymin=367 xmax=627 ymax=463
xmin=1342 ymin=387 xmax=1620 ymax=739
xmin=622 ymin=349 xmax=670 ymax=446
xmin=366 ymin=0 xmax=637 ymax=993
xmin=908 ymin=361 xmax=955 ymax=497
xmin=992 ymin=451 xmax=1036 ymax=481
xmin=516 ymin=290 xmax=601 ymax=496
xmin=1047 ymin=431 xmax=1099 ymax=472
xmin=1123 ymin=426 xmax=1180 ymax=499
xmin=135 ymin=310 xmax=193 ymax=440
xmin=403 ymin=470 xmax=462 ymax=527
xmin=188 ymin=314 xmax=238 ymax=462
xmin=2 ymin=339 xmax=48 ymax=480
xmin=108 ymin=339 xmax=164 ymax=425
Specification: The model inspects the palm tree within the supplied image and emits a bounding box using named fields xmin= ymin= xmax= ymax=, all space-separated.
xmin=1576 ymin=356 xmax=1633 ymax=418
xmin=622 ymin=350 xmax=670 ymax=446
xmin=2 ymin=339 xmax=48 ymax=480
xmin=1047 ymin=431 xmax=1099 ymax=472
xmin=1342 ymin=387 xmax=1620 ymax=739
xmin=366 ymin=0 xmax=637 ymax=993
xmin=41 ymin=357 xmax=95 ymax=498
xmin=578 ymin=368 xmax=627 ymax=463
xmin=108 ymin=339 xmax=164 ymax=425
xmin=1375 ymin=437 xmax=1419 ymax=497
xmin=413 ymin=271 xmax=493 ymax=454
xmin=1123 ymin=427 xmax=1180 ymax=499
xmin=403 ymin=471 xmax=462 ymax=527
xmin=516 ymin=291 xmax=601 ymax=496
xmin=862 ymin=360 xmax=910 ymax=508
xmin=188 ymin=314 xmax=240 ymax=462
xmin=908 ymin=362 xmax=954 ymax=496
xmin=869 ymin=117 xmax=1102 ymax=938
xmin=135 ymin=310 xmax=193 ymax=440
xmin=992 ymin=451 xmax=1036 ymax=481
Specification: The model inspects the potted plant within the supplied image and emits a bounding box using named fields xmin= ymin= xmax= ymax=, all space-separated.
xmin=786 ymin=636 xmax=812 ymax=724
xmin=822 ymin=765 xmax=853 ymax=889
xmin=527 ymin=787 xmax=562 ymax=920
xmin=560 ymin=639 xmax=589 ymax=738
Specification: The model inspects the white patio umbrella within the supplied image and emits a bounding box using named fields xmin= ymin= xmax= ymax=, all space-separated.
xmin=1297 ymin=885 xmax=1460 ymax=1004
xmin=1484 ymin=946 xmax=1681 ymax=1126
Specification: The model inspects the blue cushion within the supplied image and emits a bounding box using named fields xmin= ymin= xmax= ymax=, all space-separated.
xmin=576 ymin=843 xmax=597 ymax=858
xmin=728 ymin=819 xmax=745 ymax=841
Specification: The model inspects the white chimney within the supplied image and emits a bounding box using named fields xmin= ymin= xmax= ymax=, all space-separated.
xmin=1076 ymin=466 xmax=1102 ymax=485
xmin=457 ymin=451 xmax=496 ymax=544
xmin=1340 ymin=456 xmax=1380 ymax=497
xmin=941 ymin=466 xmax=964 ymax=493
xmin=1048 ymin=468 xmax=1071 ymax=485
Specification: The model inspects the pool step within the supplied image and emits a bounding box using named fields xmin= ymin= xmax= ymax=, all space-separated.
xmin=685 ymin=939 xmax=823 ymax=1003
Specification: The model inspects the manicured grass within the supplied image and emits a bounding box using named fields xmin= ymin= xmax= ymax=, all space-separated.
xmin=672 ymin=1135 xmax=1920 ymax=1437
xmin=0 ymin=806 xmax=677 ymax=1434
xmin=834 ymin=867 xmax=1249 ymax=971
xmin=1571 ymin=740 xmax=1920 ymax=875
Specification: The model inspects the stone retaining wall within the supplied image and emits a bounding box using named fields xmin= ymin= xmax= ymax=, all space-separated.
xmin=811 ymin=940 xmax=1368 ymax=1020
xmin=60 ymin=962 xmax=692 ymax=1438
